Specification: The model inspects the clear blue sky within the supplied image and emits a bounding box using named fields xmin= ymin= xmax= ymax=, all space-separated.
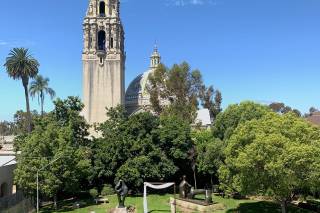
xmin=0 ymin=0 xmax=320 ymax=121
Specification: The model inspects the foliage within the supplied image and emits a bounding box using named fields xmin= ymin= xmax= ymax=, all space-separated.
xmin=304 ymin=107 xmax=320 ymax=117
xmin=89 ymin=188 xmax=99 ymax=199
xmin=14 ymin=97 xmax=91 ymax=203
xmin=212 ymin=101 xmax=271 ymax=141
xmin=193 ymin=130 xmax=224 ymax=178
xmin=158 ymin=114 xmax=193 ymax=162
xmin=92 ymin=106 xmax=193 ymax=191
xmin=29 ymin=75 xmax=56 ymax=115
xmin=200 ymin=86 xmax=223 ymax=120
xmin=12 ymin=110 xmax=40 ymax=136
xmin=0 ymin=121 xmax=15 ymax=136
xmin=148 ymin=62 xmax=221 ymax=123
xmin=269 ymin=102 xmax=301 ymax=117
xmin=309 ymin=107 xmax=319 ymax=114
xmin=219 ymin=112 xmax=320 ymax=213
xmin=116 ymin=155 xmax=176 ymax=190
xmin=4 ymin=48 xmax=40 ymax=132
xmin=101 ymin=184 xmax=115 ymax=196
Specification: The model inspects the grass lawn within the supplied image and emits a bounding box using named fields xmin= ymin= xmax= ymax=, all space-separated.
xmin=40 ymin=194 xmax=173 ymax=213
xmin=40 ymin=194 xmax=314 ymax=213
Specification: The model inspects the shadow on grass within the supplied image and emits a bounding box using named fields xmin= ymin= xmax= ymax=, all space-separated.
xmin=40 ymin=198 xmax=102 ymax=213
xmin=226 ymin=201 xmax=313 ymax=213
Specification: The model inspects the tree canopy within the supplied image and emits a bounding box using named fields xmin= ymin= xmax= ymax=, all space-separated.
xmin=14 ymin=97 xmax=91 ymax=206
xmin=212 ymin=101 xmax=272 ymax=141
xmin=219 ymin=112 xmax=320 ymax=213
xmin=268 ymin=102 xmax=301 ymax=117
xmin=148 ymin=62 xmax=221 ymax=123
xmin=29 ymin=75 xmax=56 ymax=116
xmin=92 ymin=106 xmax=193 ymax=190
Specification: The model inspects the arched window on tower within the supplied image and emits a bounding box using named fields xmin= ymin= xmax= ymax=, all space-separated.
xmin=110 ymin=37 xmax=114 ymax=48
xmin=98 ymin=30 xmax=106 ymax=51
xmin=99 ymin=1 xmax=106 ymax=17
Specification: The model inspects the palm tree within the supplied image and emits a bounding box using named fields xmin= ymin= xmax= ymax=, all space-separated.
xmin=4 ymin=48 xmax=39 ymax=132
xmin=29 ymin=75 xmax=56 ymax=116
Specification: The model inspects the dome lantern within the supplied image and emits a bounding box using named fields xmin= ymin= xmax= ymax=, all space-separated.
xmin=150 ymin=44 xmax=161 ymax=69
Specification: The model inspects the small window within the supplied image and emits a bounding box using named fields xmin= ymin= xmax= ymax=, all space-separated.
xmin=99 ymin=1 xmax=106 ymax=17
xmin=98 ymin=30 xmax=106 ymax=50
xmin=100 ymin=57 xmax=103 ymax=64
xmin=110 ymin=37 xmax=114 ymax=48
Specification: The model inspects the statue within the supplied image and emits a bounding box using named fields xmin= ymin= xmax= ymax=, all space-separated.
xmin=179 ymin=175 xmax=213 ymax=205
xmin=188 ymin=187 xmax=213 ymax=204
xmin=115 ymin=180 xmax=128 ymax=208
xmin=179 ymin=175 xmax=192 ymax=199
xmin=88 ymin=3 xmax=93 ymax=15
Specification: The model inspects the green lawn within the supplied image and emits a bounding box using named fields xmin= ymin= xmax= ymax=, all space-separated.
xmin=40 ymin=194 xmax=173 ymax=213
xmin=40 ymin=194 xmax=313 ymax=213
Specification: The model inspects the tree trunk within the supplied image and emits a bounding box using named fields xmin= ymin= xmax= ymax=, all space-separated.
xmin=193 ymin=168 xmax=197 ymax=189
xmin=281 ymin=200 xmax=287 ymax=213
xmin=22 ymin=78 xmax=32 ymax=133
xmin=54 ymin=194 xmax=58 ymax=210
xmin=40 ymin=91 xmax=44 ymax=116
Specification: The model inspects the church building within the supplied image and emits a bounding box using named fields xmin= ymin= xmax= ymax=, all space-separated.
xmin=82 ymin=0 xmax=212 ymax=129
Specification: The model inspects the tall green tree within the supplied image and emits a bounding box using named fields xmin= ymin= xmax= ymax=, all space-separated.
xmin=200 ymin=86 xmax=223 ymax=120
xmin=92 ymin=107 xmax=192 ymax=191
xmin=192 ymin=129 xmax=223 ymax=186
xmin=269 ymin=102 xmax=301 ymax=117
xmin=148 ymin=62 xmax=204 ymax=123
xmin=4 ymin=48 xmax=39 ymax=132
xmin=29 ymin=75 xmax=56 ymax=116
xmin=219 ymin=112 xmax=320 ymax=213
xmin=12 ymin=110 xmax=39 ymax=136
xmin=14 ymin=97 xmax=91 ymax=207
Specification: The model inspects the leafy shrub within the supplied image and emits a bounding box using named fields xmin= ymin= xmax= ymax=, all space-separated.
xmin=101 ymin=184 xmax=115 ymax=196
xmin=89 ymin=188 xmax=98 ymax=199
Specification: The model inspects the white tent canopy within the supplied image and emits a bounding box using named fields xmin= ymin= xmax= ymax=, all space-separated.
xmin=143 ymin=182 xmax=175 ymax=213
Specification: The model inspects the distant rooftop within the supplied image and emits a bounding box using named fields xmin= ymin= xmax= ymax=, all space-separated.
xmin=0 ymin=135 xmax=15 ymax=143
xmin=194 ymin=109 xmax=212 ymax=127
xmin=0 ymin=135 xmax=15 ymax=152
xmin=0 ymin=155 xmax=16 ymax=167
xmin=307 ymin=112 xmax=320 ymax=126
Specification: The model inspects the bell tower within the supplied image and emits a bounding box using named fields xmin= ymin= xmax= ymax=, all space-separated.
xmin=82 ymin=0 xmax=125 ymax=125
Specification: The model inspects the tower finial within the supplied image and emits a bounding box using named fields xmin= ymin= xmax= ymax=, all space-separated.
xmin=150 ymin=42 xmax=161 ymax=69
xmin=154 ymin=40 xmax=158 ymax=53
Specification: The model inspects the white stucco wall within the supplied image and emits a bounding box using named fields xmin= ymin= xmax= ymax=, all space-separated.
xmin=0 ymin=164 xmax=15 ymax=198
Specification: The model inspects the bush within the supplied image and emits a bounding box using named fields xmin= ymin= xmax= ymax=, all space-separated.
xmin=101 ymin=184 xmax=115 ymax=196
xmin=89 ymin=188 xmax=98 ymax=199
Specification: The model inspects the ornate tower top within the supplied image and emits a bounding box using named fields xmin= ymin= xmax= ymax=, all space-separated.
xmin=150 ymin=44 xmax=161 ymax=69
xmin=86 ymin=0 xmax=120 ymax=18
xmin=83 ymin=0 xmax=125 ymax=59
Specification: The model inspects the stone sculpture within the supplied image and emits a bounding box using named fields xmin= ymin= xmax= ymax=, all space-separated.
xmin=115 ymin=180 xmax=128 ymax=208
xmin=179 ymin=175 xmax=192 ymax=199
xmin=179 ymin=175 xmax=213 ymax=205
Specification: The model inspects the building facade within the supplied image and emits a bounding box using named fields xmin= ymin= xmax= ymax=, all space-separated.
xmin=82 ymin=0 xmax=125 ymax=125
xmin=0 ymin=156 xmax=16 ymax=198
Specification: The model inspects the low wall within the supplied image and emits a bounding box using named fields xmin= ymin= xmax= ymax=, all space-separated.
xmin=170 ymin=197 xmax=225 ymax=213
xmin=0 ymin=191 xmax=34 ymax=213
